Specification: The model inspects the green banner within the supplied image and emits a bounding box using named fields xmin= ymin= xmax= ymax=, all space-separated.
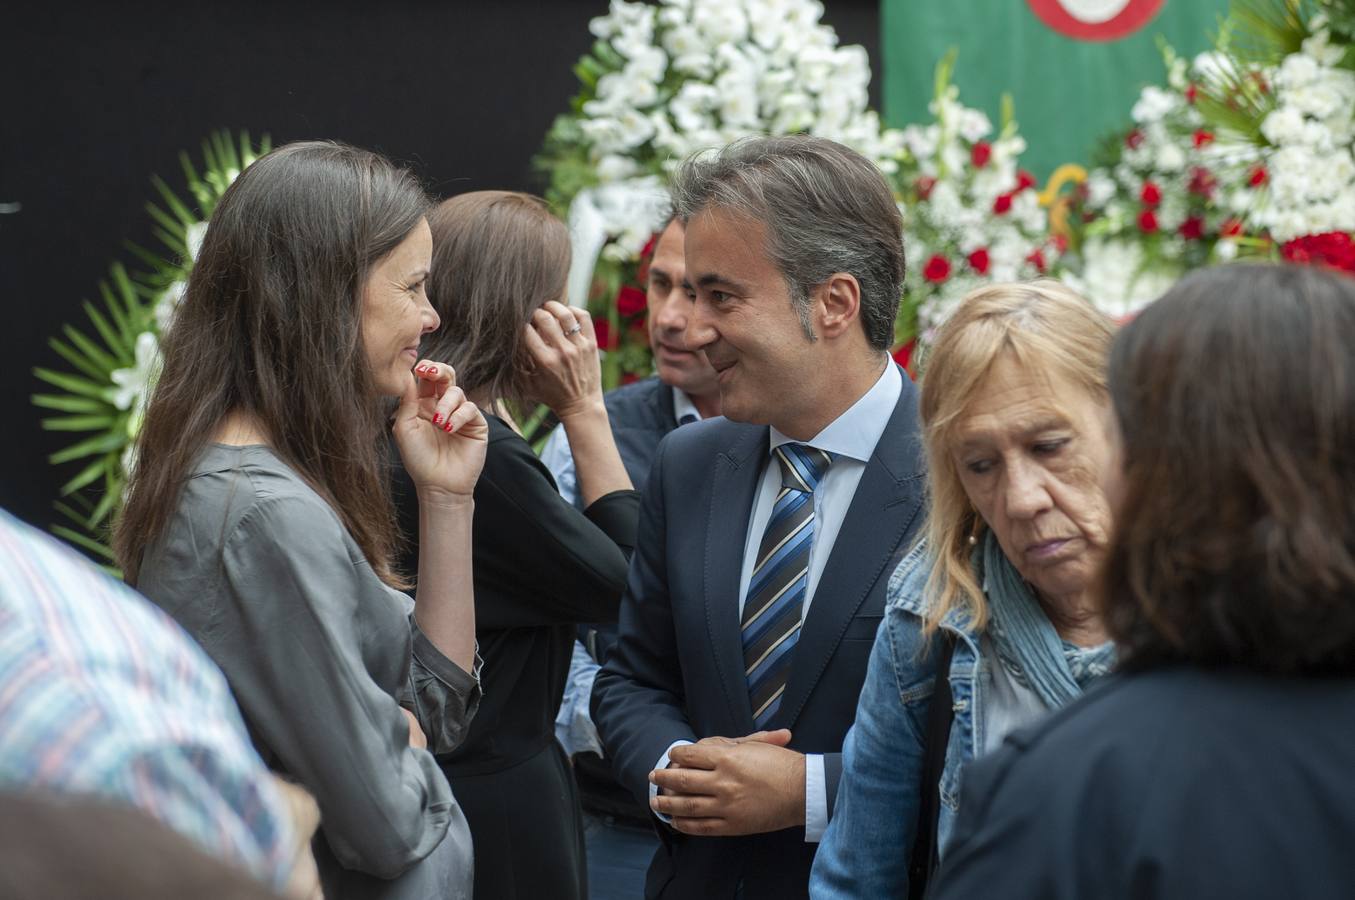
xmin=882 ymin=0 xmax=1231 ymax=179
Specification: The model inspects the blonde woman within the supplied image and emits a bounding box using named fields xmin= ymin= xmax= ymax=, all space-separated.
xmin=810 ymin=281 xmax=1119 ymax=899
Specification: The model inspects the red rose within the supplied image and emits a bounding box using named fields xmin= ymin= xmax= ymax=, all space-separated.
xmin=617 ymin=285 xmax=647 ymax=316
xmin=1125 ymin=128 xmax=1145 ymax=149
xmin=594 ymin=318 xmax=616 ymax=350
xmin=1139 ymin=181 xmax=1162 ymax=206
xmin=892 ymin=338 xmax=916 ymax=375
xmin=923 ymin=255 xmax=952 ymax=283
xmin=1025 ymin=248 xmax=1047 ymax=274
xmin=1249 ymin=165 xmax=1268 ymax=187
xmin=640 ymin=231 xmax=660 ymax=260
xmin=1179 ymin=216 xmax=1205 ymax=240
xmin=967 ymin=247 xmax=991 ymax=275
xmin=1193 ymin=129 xmax=1214 ymax=149
xmin=1185 ymin=83 xmax=1198 ymax=104
xmin=1052 ymin=234 xmax=1069 ymax=253
xmin=1188 ymin=167 xmax=1216 ymax=198
xmin=916 ymin=175 xmax=937 ymax=200
xmin=1220 ymin=219 xmax=1245 ymax=238
xmin=993 ymin=192 xmax=1014 ymax=215
xmin=620 ymin=372 xmax=640 ymax=385
xmin=971 ymin=141 xmax=992 ymax=168
xmin=1138 ymin=209 xmax=1159 ymax=233
xmin=1014 ymin=169 xmax=1036 ymax=192
xmin=1281 ymin=232 xmax=1355 ymax=274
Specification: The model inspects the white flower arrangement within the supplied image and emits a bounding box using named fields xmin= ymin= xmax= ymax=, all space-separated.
xmin=538 ymin=0 xmax=912 ymax=382
xmin=1246 ymin=19 xmax=1355 ymax=241
xmin=894 ymin=54 xmax=1060 ymax=338
xmin=1069 ymin=2 xmax=1355 ymax=310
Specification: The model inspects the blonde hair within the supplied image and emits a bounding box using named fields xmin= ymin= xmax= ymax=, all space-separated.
xmin=918 ymin=280 xmax=1114 ymax=634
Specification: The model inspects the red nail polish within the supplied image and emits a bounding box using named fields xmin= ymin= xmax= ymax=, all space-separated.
xmin=432 ymin=413 xmax=442 ymax=426
xmin=443 ymin=422 xmax=453 ymax=433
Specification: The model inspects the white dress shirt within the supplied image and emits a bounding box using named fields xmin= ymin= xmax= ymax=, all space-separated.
xmin=655 ymin=361 xmax=903 ymax=842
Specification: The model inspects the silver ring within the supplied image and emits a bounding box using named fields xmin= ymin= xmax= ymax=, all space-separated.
xmin=564 ymin=322 xmax=582 ymax=336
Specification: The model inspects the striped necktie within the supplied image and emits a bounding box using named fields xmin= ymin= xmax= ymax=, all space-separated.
xmin=741 ymin=443 xmax=833 ymax=729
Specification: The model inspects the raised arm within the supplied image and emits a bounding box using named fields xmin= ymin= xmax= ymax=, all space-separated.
xmin=391 ymin=360 xmax=488 ymax=672
xmin=523 ymin=300 xmax=633 ymax=506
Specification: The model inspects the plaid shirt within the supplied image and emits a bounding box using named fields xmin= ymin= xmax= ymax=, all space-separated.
xmin=0 ymin=509 xmax=296 ymax=888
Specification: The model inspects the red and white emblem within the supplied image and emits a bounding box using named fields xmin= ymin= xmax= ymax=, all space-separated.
xmin=1026 ymin=0 xmax=1165 ymax=41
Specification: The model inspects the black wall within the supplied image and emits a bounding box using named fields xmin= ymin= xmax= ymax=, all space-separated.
xmin=1 ymin=0 xmax=880 ymax=531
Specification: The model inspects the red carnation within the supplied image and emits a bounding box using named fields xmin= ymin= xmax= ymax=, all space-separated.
xmin=1015 ymin=169 xmax=1037 ymax=192
xmin=967 ymin=247 xmax=991 ymax=275
xmin=916 ymin=175 xmax=937 ymax=200
xmin=1193 ymin=129 xmax=1214 ymax=149
xmin=594 ymin=318 xmax=616 ymax=350
xmin=1052 ymin=234 xmax=1070 ymax=253
xmin=1025 ymin=248 xmax=1047 ymax=274
xmin=1179 ymin=216 xmax=1205 ymax=240
xmin=1188 ymin=167 xmax=1216 ymax=198
xmin=1125 ymin=128 xmax=1145 ymax=150
xmin=971 ymin=141 xmax=992 ymax=168
xmin=1185 ymin=83 xmax=1198 ymax=104
xmin=621 ymin=371 xmax=640 ymax=385
xmin=892 ymin=338 xmax=917 ymax=375
xmin=1281 ymin=232 xmax=1355 ymax=274
xmin=617 ymin=285 xmax=647 ymax=316
xmin=1140 ymin=181 xmax=1162 ymax=206
xmin=1220 ymin=218 xmax=1245 ymax=238
xmin=993 ymin=192 xmax=1014 ymax=215
xmin=1138 ymin=209 xmax=1160 ymax=233
xmin=923 ymin=254 xmax=952 ymax=283
xmin=1249 ymin=165 xmax=1268 ymax=187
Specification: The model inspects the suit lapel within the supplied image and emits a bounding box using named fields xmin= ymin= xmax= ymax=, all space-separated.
xmin=777 ymin=384 xmax=925 ymax=730
xmin=702 ymin=426 xmax=766 ymax=731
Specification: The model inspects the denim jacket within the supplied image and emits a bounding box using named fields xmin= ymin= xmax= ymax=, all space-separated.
xmin=810 ymin=540 xmax=984 ymax=899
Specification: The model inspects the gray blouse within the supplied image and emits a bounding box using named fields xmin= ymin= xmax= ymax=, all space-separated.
xmin=138 ymin=444 xmax=479 ymax=898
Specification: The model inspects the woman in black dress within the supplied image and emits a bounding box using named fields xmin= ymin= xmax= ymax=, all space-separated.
xmin=394 ymin=190 xmax=640 ymax=900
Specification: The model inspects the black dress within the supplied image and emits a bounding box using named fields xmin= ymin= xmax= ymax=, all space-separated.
xmin=394 ymin=414 xmax=639 ymax=900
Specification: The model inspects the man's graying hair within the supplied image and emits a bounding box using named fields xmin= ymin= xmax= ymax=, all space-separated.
xmin=669 ymin=135 xmax=905 ymax=350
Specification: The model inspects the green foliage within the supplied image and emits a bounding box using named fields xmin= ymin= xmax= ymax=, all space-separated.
xmin=32 ymin=131 xmax=269 ymax=558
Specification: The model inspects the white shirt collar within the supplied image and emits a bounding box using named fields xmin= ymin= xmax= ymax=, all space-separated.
xmin=672 ymin=386 xmax=704 ymax=423
xmin=768 ymin=360 xmax=902 ymax=463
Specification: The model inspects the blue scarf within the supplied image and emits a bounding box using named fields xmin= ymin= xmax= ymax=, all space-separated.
xmin=979 ymin=531 xmax=1114 ymax=708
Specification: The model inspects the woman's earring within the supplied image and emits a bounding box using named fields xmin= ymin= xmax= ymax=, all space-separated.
xmin=967 ymin=518 xmax=982 ymax=546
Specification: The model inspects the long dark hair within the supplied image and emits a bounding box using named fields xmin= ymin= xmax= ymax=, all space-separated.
xmin=1102 ymin=263 xmax=1355 ymax=674
xmin=422 ymin=191 xmax=571 ymax=412
xmin=115 ymin=141 xmax=429 ymax=586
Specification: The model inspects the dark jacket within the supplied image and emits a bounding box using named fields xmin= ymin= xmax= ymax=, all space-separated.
xmin=592 ymin=378 xmax=926 ymax=900
xmin=582 ymin=376 xmax=681 ymax=664
xmin=931 ymin=668 xmax=1355 ymax=900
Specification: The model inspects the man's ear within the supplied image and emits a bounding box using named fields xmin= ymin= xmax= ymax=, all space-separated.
xmin=817 ymin=273 xmax=862 ymax=340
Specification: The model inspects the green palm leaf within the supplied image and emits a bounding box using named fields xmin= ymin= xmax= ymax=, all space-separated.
xmin=34 ymin=129 xmax=269 ymax=560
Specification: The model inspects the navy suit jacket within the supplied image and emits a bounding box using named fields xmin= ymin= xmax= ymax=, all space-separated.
xmin=591 ymin=370 xmax=926 ymax=900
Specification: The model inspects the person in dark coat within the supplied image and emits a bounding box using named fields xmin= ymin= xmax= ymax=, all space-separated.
xmin=394 ymin=191 xmax=640 ymax=900
xmin=930 ymin=263 xmax=1355 ymax=900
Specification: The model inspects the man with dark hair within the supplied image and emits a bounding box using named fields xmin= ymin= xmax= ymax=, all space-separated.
xmin=592 ymin=135 xmax=926 ymax=899
xmin=543 ymin=215 xmax=720 ymax=898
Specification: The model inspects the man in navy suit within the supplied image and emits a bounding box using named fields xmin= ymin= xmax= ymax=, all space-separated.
xmin=591 ymin=135 xmax=926 ymax=899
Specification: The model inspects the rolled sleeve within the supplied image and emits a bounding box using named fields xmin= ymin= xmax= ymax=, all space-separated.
xmin=407 ymin=616 xmax=482 ymax=755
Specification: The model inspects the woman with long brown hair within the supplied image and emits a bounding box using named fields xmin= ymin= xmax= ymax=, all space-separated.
xmin=116 ymin=141 xmax=486 ymax=899
xmin=393 ymin=190 xmax=640 ymax=900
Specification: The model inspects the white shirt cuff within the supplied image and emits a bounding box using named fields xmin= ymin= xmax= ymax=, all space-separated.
xmin=804 ymin=753 xmax=827 ymax=842
xmin=650 ymin=739 xmax=694 ymax=824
